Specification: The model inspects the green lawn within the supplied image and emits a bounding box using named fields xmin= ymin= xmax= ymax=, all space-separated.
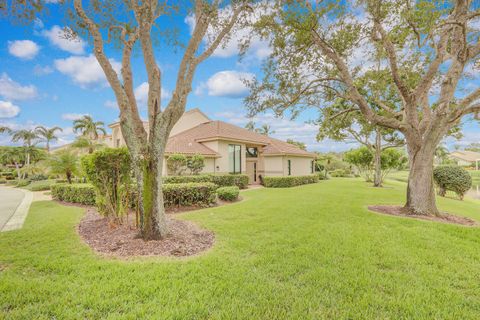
xmin=1 ymin=179 xmax=480 ymax=319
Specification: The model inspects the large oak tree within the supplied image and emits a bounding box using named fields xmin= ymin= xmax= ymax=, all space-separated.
xmin=247 ymin=0 xmax=480 ymax=216
xmin=2 ymin=0 xmax=252 ymax=239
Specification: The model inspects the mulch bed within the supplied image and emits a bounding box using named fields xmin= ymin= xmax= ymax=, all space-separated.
xmin=78 ymin=207 xmax=215 ymax=258
xmin=368 ymin=205 xmax=477 ymax=226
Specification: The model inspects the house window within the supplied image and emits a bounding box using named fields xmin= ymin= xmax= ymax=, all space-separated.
xmin=229 ymin=144 xmax=241 ymax=173
xmin=311 ymin=160 xmax=314 ymax=173
xmin=288 ymin=159 xmax=291 ymax=176
xmin=246 ymin=147 xmax=258 ymax=158
xmin=116 ymin=139 xmax=120 ymax=147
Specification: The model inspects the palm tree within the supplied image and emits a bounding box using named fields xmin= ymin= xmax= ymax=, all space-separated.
xmin=11 ymin=129 xmax=38 ymax=166
xmin=0 ymin=126 xmax=11 ymax=134
xmin=49 ymin=150 xmax=78 ymax=184
xmin=73 ymin=115 xmax=106 ymax=139
xmin=73 ymin=115 xmax=106 ymax=153
xmin=245 ymin=121 xmax=256 ymax=131
xmin=0 ymin=147 xmax=24 ymax=180
xmin=71 ymin=136 xmax=104 ymax=154
xmin=35 ymin=126 xmax=63 ymax=152
xmin=256 ymin=124 xmax=275 ymax=136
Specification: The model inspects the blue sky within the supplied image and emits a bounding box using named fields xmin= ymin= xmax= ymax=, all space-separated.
xmin=0 ymin=2 xmax=478 ymax=152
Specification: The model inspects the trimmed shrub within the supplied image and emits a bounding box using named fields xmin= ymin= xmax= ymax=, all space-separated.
xmin=187 ymin=154 xmax=205 ymax=175
xmin=433 ymin=166 xmax=472 ymax=200
xmin=162 ymin=182 xmax=217 ymax=207
xmin=163 ymin=174 xmax=212 ymax=184
xmin=330 ymin=169 xmax=349 ymax=177
xmin=29 ymin=174 xmax=48 ymax=181
xmin=26 ymin=180 xmax=56 ymax=191
xmin=51 ymin=183 xmax=96 ymax=205
xmin=217 ymin=186 xmax=240 ymax=201
xmin=167 ymin=154 xmax=187 ymax=175
xmin=263 ymin=175 xmax=319 ymax=188
xmin=15 ymin=179 xmax=31 ymax=187
xmin=316 ymin=172 xmax=328 ymax=180
xmin=210 ymin=174 xmax=249 ymax=189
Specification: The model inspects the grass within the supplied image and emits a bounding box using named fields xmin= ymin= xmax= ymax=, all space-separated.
xmin=1 ymin=179 xmax=480 ymax=319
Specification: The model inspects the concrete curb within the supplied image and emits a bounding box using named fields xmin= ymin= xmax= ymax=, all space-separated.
xmin=1 ymin=188 xmax=33 ymax=232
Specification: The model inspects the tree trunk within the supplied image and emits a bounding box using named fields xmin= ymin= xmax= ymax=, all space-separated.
xmin=67 ymin=171 xmax=72 ymax=184
xmin=404 ymin=145 xmax=439 ymax=216
xmin=138 ymin=156 xmax=168 ymax=240
xmin=373 ymin=129 xmax=382 ymax=187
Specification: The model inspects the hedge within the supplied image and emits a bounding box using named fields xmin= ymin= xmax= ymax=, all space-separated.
xmin=262 ymin=175 xmax=319 ymax=188
xmin=216 ymin=186 xmax=240 ymax=201
xmin=51 ymin=183 xmax=96 ymax=205
xmin=163 ymin=174 xmax=249 ymax=189
xmin=162 ymin=182 xmax=217 ymax=207
xmin=163 ymin=175 xmax=212 ymax=184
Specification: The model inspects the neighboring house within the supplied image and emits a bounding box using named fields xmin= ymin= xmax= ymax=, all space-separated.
xmin=108 ymin=108 xmax=317 ymax=184
xmin=449 ymin=150 xmax=480 ymax=170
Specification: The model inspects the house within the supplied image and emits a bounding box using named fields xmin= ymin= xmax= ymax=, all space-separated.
xmin=449 ymin=150 xmax=480 ymax=170
xmin=108 ymin=108 xmax=317 ymax=184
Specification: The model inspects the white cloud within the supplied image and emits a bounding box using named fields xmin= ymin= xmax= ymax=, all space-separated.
xmin=54 ymin=54 xmax=121 ymax=87
xmin=0 ymin=73 xmax=38 ymax=101
xmin=33 ymin=64 xmax=54 ymax=76
xmin=62 ymin=113 xmax=88 ymax=121
xmin=0 ymin=101 xmax=20 ymax=118
xmin=197 ymin=70 xmax=254 ymax=97
xmin=184 ymin=3 xmax=272 ymax=60
xmin=42 ymin=25 xmax=86 ymax=54
xmin=215 ymin=110 xmax=351 ymax=152
xmin=104 ymin=100 xmax=118 ymax=109
xmin=8 ymin=40 xmax=40 ymax=60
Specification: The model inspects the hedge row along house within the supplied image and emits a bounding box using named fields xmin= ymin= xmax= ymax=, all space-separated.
xmin=107 ymin=109 xmax=317 ymax=184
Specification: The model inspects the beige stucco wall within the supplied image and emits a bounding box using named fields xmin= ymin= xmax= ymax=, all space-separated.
xmin=263 ymin=156 xmax=285 ymax=176
xmin=263 ymin=156 xmax=315 ymax=176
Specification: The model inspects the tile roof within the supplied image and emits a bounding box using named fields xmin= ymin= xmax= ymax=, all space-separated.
xmin=450 ymin=151 xmax=480 ymax=162
xmin=169 ymin=120 xmax=316 ymax=157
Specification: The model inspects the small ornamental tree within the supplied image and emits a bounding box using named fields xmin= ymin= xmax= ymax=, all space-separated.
xmin=82 ymin=148 xmax=132 ymax=223
xmin=187 ymin=154 xmax=205 ymax=175
xmin=344 ymin=147 xmax=374 ymax=182
xmin=433 ymin=166 xmax=472 ymax=200
xmin=167 ymin=154 xmax=187 ymax=176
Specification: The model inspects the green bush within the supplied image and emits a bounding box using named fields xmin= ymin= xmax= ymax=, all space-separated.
xmin=25 ymin=180 xmax=56 ymax=191
xmin=263 ymin=175 xmax=319 ymax=188
xmin=187 ymin=154 xmax=205 ymax=175
xmin=330 ymin=169 xmax=349 ymax=177
xmin=316 ymin=172 xmax=328 ymax=180
xmin=0 ymin=178 xmax=7 ymax=184
xmin=81 ymin=148 xmax=132 ymax=222
xmin=210 ymin=174 xmax=249 ymax=189
xmin=166 ymin=154 xmax=187 ymax=175
xmin=163 ymin=174 xmax=249 ymax=189
xmin=15 ymin=179 xmax=31 ymax=187
xmin=163 ymin=174 xmax=212 ymax=184
xmin=216 ymin=186 xmax=240 ymax=201
xmin=433 ymin=166 xmax=472 ymax=200
xmin=51 ymin=183 xmax=96 ymax=205
xmin=30 ymin=174 xmax=48 ymax=181
xmin=162 ymin=182 xmax=217 ymax=207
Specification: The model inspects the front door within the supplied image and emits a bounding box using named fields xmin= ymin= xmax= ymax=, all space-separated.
xmin=246 ymin=161 xmax=258 ymax=184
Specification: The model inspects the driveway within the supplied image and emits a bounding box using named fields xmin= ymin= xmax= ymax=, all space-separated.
xmin=0 ymin=186 xmax=32 ymax=232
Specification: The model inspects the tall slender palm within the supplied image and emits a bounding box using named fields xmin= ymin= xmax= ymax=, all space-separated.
xmin=35 ymin=126 xmax=63 ymax=152
xmin=256 ymin=124 xmax=275 ymax=136
xmin=0 ymin=147 xmax=24 ymax=179
xmin=11 ymin=129 xmax=38 ymax=166
xmin=73 ymin=115 xmax=106 ymax=153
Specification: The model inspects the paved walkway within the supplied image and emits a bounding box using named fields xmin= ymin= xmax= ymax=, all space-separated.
xmin=0 ymin=186 xmax=33 ymax=232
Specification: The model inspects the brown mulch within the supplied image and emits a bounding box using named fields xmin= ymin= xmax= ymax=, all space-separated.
xmin=368 ymin=205 xmax=477 ymax=226
xmin=78 ymin=207 xmax=215 ymax=258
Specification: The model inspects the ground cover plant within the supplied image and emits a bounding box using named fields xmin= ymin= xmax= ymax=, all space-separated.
xmin=1 ymin=178 xmax=480 ymax=319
